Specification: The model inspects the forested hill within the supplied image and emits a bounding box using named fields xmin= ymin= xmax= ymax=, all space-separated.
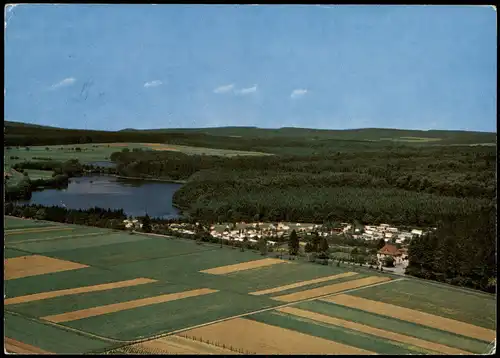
xmin=120 ymin=125 xmax=496 ymax=144
xmin=5 ymin=121 xmax=496 ymax=150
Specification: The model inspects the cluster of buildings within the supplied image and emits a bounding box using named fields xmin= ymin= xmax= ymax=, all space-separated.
xmin=123 ymin=219 xmax=142 ymax=230
xmin=352 ymin=223 xmax=426 ymax=244
xmin=377 ymin=243 xmax=409 ymax=268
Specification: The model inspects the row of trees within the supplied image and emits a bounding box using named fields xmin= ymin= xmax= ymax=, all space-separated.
xmin=4 ymin=203 xmax=128 ymax=229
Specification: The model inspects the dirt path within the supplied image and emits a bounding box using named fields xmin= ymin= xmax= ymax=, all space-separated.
xmin=5 ymin=278 xmax=157 ymax=305
xmin=324 ymin=294 xmax=496 ymax=342
xmin=182 ymin=317 xmax=376 ymax=355
xmin=42 ymin=288 xmax=218 ymax=323
xmin=278 ymin=307 xmax=472 ymax=355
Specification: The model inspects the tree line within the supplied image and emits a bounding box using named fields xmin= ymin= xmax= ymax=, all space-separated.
xmin=4 ymin=203 xmax=127 ymax=229
xmin=406 ymin=205 xmax=496 ymax=293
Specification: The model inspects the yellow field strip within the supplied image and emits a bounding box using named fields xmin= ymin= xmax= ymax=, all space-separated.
xmin=4 ymin=337 xmax=53 ymax=354
xmin=278 ymin=307 xmax=472 ymax=355
xmin=249 ymin=272 xmax=359 ymax=296
xmin=324 ymin=294 xmax=496 ymax=343
xmin=274 ymin=276 xmax=391 ymax=303
xmin=5 ymin=255 xmax=89 ymax=280
xmin=5 ymin=278 xmax=157 ymax=305
xmin=42 ymin=288 xmax=218 ymax=323
xmin=182 ymin=317 xmax=376 ymax=355
xmin=200 ymin=258 xmax=289 ymax=275
xmin=5 ymin=227 xmax=73 ymax=235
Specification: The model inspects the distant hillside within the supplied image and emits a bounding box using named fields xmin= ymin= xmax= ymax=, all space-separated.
xmin=120 ymin=126 xmax=497 ymax=144
xmin=4 ymin=121 xmax=62 ymax=130
xmin=5 ymin=121 xmax=496 ymax=151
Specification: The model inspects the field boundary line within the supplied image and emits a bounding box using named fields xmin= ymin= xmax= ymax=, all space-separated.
xmin=7 ymin=231 xmax=107 ymax=245
xmin=117 ymin=277 xmax=406 ymax=348
xmin=5 ymin=310 xmax=126 ymax=344
xmin=5 ymin=226 xmax=71 ymax=235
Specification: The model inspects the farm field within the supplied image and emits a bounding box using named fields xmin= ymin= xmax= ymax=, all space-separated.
xmin=4 ymin=142 xmax=271 ymax=169
xmin=3 ymin=216 xmax=496 ymax=354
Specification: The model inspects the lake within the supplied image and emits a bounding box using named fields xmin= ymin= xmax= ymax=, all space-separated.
xmin=19 ymin=175 xmax=183 ymax=219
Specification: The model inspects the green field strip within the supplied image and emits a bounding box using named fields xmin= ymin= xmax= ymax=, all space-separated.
xmin=267 ymin=273 xmax=370 ymax=298
xmin=46 ymin=237 xmax=219 ymax=267
xmin=349 ymin=279 xmax=496 ymax=330
xmin=246 ymin=310 xmax=429 ymax=354
xmin=5 ymin=227 xmax=93 ymax=243
xmin=4 ymin=247 xmax=34 ymax=259
xmin=293 ymin=300 xmax=490 ymax=354
xmin=4 ymin=312 xmax=113 ymax=354
xmin=8 ymin=231 xmax=155 ymax=253
xmin=8 ymin=280 xmax=185 ymax=318
xmin=4 ymin=217 xmax=60 ymax=230
xmin=63 ymin=290 xmax=277 ymax=341
xmin=5 ymin=266 xmax=138 ymax=298
xmin=109 ymin=246 xmax=264 ymax=278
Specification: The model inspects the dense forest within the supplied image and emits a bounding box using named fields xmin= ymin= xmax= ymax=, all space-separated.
xmin=406 ymin=206 xmax=496 ymax=293
xmin=110 ymin=146 xmax=495 ymax=226
xmin=3 ymin=122 xmax=497 ymax=293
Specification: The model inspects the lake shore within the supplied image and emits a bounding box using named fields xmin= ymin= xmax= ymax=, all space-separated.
xmin=110 ymin=174 xmax=187 ymax=184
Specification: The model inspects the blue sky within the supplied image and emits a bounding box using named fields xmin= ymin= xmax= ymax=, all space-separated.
xmin=4 ymin=5 xmax=497 ymax=132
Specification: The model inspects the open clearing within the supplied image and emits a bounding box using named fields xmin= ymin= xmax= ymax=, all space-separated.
xmin=200 ymin=257 xmax=289 ymax=275
xmin=5 ymin=255 xmax=88 ymax=280
xmin=181 ymin=317 xmax=375 ymax=354
xmin=3 ymin=218 xmax=496 ymax=354
xmin=324 ymin=294 xmax=496 ymax=342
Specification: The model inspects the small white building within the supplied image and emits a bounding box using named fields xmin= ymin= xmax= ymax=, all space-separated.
xmin=411 ymin=229 xmax=423 ymax=237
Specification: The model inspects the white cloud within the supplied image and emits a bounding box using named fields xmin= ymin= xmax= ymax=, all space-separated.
xmin=290 ymin=89 xmax=308 ymax=99
xmin=50 ymin=77 xmax=76 ymax=90
xmin=235 ymin=85 xmax=258 ymax=95
xmin=213 ymin=84 xmax=234 ymax=94
xmin=144 ymin=80 xmax=163 ymax=88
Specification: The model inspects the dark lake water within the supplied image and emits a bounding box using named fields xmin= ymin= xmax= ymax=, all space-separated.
xmin=87 ymin=161 xmax=116 ymax=168
xmin=19 ymin=175 xmax=183 ymax=219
